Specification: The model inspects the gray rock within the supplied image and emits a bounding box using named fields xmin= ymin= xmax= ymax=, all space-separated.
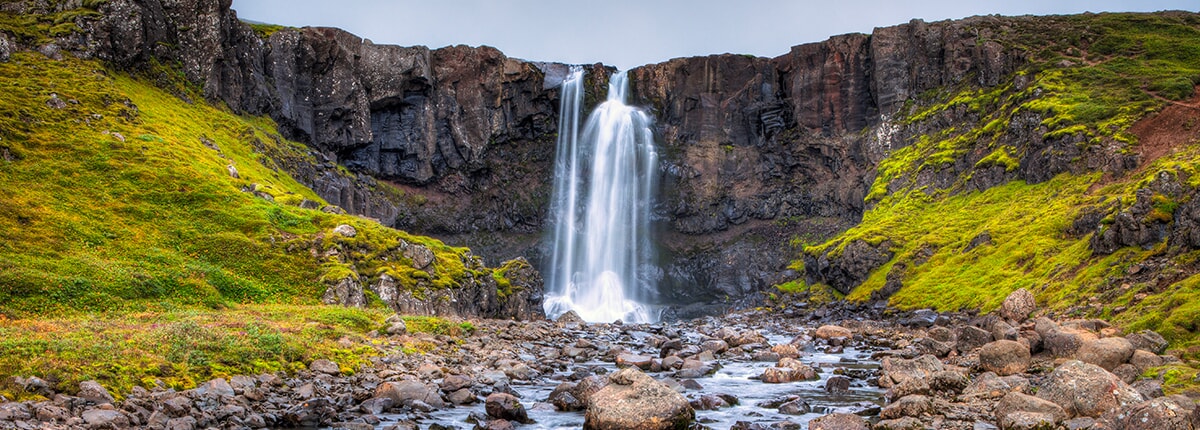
xmin=309 ymin=359 xmax=341 ymax=375
xmin=1126 ymin=330 xmax=1169 ymax=355
xmin=779 ymin=398 xmax=811 ymax=415
xmin=1036 ymin=360 xmax=1144 ymax=417
xmin=1129 ymin=350 xmax=1164 ymax=373
xmin=333 ymin=224 xmax=357 ymax=237
xmin=979 ymin=340 xmax=1031 ymax=376
xmin=0 ymin=33 xmax=11 ymax=62
xmin=584 ymin=367 xmax=694 ymax=430
xmin=1044 ymin=329 xmax=1085 ymax=358
xmin=879 ymin=354 xmax=944 ymax=388
xmin=825 ymin=375 xmax=852 ymax=393
xmin=82 ymin=409 xmax=128 ymax=427
xmin=485 ymin=392 xmax=531 ymax=423
xmin=77 ymin=380 xmax=115 ymax=404
xmin=957 ymin=325 xmax=993 ymax=353
xmin=930 ymin=370 xmax=969 ymax=393
xmin=0 ymin=402 xmax=31 ymax=421
xmin=1104 ymin=397 xmax=1195 ymax=429
xmin=991 ymin=320 xmax=1019 ymax=342
xmin=999 ymin=288 xmax=1037 ymax=322
xmin=555 ymin=310 xmax=585 ymax=325
xmin=194 ymin=378 xmax=235 ymax=397
xmin=375 ymin=380 xmax=446 ymax=408
xmin=322 ymin=275 xmax=367 ymax=307
xmin=383 ymin=314 xmax=408 ymax=336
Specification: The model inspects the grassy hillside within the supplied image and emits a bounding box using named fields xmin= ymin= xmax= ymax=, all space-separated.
xmin=0 ymin=52 xmax=489 ymax=397
xmin=786 ymin=13 xmax=1200 ymax=355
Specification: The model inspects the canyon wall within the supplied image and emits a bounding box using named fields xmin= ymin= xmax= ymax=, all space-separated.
xmin=16 ymin=0 xmax=1152 ymax=311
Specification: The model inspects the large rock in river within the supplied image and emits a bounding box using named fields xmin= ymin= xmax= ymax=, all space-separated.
xmin=584 ymin=368 xmax=694 ymax=430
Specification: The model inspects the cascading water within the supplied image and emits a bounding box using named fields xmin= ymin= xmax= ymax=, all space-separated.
xmin=543 ymin=67 xmax=660 ymax=323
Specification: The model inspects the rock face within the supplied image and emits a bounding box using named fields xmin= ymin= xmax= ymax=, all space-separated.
xmin=584 ymin=368 xmax=694 ymax=430
xmin=36 ymin=0 xmax=1172 ymax=306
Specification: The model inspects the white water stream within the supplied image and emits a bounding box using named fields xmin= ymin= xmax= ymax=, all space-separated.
xmin=543 ymin=68 xmax=660 ymax=323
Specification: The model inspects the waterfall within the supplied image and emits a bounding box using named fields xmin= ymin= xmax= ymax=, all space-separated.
xmin=544 ymin=68 xmax=660 ymax=323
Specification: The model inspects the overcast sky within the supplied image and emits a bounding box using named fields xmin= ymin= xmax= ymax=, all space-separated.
xmin=231 ymin=1 xmax=1198 ymax=70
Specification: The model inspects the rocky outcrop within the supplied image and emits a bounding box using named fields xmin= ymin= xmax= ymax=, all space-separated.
xmin=30 ymin=0 xmax=1194 ymax=308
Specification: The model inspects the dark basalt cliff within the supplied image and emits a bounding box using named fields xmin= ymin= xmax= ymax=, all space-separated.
xmin=19 ymin=0 xmax=1172 ymax=311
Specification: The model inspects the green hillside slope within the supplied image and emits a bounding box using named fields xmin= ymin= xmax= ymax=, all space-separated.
xmin=789 ymin=13 xmax=1200 ymax=354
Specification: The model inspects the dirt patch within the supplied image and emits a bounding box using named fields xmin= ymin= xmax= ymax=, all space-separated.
xmin=1129 ymin=85 xmax=1200 ymax=172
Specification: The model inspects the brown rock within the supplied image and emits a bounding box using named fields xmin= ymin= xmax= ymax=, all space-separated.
xmin=1126 ymin=330 xmax=1169 ymax=355
xmin=814 ymin=325 xmax=853 ymax=340
xmin=1103 ymin=397 xmax=1195 ymax=430
xmin=999 ymin=288 xmax=1037 ymax=321
xmin=956 ymin=325 xmax=993 ymax=353
xmin=995 ymin=392 xmax=1067 ymax=429
xmin=1075 ymin=337 xmax=1134 ymax=371
xmin=808 ymin=412 xmax=869 ymax=430
xmin=485 ymin=393 xmax=531 ymax=424
xmin=584 ymin=368 xmax=694 ymax=430
xmin=879 ymin=355 xmax=944 ymax=388
xmin=1036 ymin=360 xmax=1144 ymax=417
xmin=879 ymin=395 xmax=932 ymax=419
xmin=375 ymin=380 xmax=446 ymax=409
xmin=616 ymin=353 xmax=655 ymax=370
xmin=1129 ymin=350 xmax=1164 ymax=373
xmin=979 ymin=340 xmax=1031 ymax=376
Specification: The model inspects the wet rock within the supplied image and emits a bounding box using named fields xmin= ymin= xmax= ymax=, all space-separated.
xmin=375 ymin=380 xmax=446 ymax=408
xmin=448 ymin=388 xmax=476 ymax=405
xmin=1125 ymin=330 xmax=1169 ymax=355
xmin=690 ymin=394 xmax=733 ymax=411
xmin=1075 ymin=337 xmax=1134 ymax=371
xmin=879 ymin=395 xmax=932 ymax=419
xmin=979 ymin=340 xmax=1031 ymax=376
xmin=700 ymin=339 xmax=729 ymax=354
xmin=879 ymin=355 xmax=943 ymax=388
xmin=1036 ymin=360 xmax=1144 ymax=417
xmin=826 ymin=375 xmax=852 ymax=393
xmin=779 ymin=398 xmax=812 ymax=415
xmin=78 ymin=380 xmax=115 ymax=404
xmin=815 ymin=325 xmax=853 ymax=340
xmin=808 ymin=413 xmax=869 ymax=430
xmin=360 ymin=397 xmax=395 ymax=414
xmin=556 ymin=310 xmax=585 ymax=326
xmin=584 ymin=367 xmax=694 ymax=430
xmin=956 ymin=325 xmax=993 ymax=353
xmin=284 ymin=397 xmax=336 ymax=427
xmin=999 ymin=288 xmax=1037 ymax=322
xmin=548 ymin=376 xmax=606 ymax=412
xmin=309 ymin=359 xmax=341 ymax=375
xmin=485 ymin=393 xmax=531 ymax=424
xmin=481 ymin=419 xmax=515 ymax=430
xmin=995 ymin=392 xmax=1067 ymax=429
xmin=761 ymin=358 xmax=817 ymax=383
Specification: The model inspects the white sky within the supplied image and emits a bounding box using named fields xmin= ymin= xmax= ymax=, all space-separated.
xmin=231 ymin=0 xmax=1199 ymax=70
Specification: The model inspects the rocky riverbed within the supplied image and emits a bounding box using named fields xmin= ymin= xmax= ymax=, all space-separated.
xmin=2 ymin=289 xmax=1199 ymax=430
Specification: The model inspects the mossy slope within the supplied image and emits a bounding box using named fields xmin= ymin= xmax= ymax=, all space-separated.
xmin=788 ymin=12 xmax=1200 ymax=354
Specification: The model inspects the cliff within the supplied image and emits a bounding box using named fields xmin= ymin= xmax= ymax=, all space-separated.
xmin=7 ymin=0 xmax=1200 ymax=321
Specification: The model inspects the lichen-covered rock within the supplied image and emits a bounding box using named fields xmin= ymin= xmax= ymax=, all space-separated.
xmin=999 ymin=288 xmax=1037 ymax=322
xmin=1036 ymin=360 xmax=1144 ymax=417
xmin=1102 ymin=397 xmax=1195 ymax=430
xmin=584 ymin=368 xmax=694 ymax=430
xmin=879 ymin=395 xmax=932 ymax=419
xmin=995 ymin=392 xmax=1067 ymax=429
xmin=808 ymin=412 xmax=870 ymax=430
xmin=485 ymin=393 xmax=531 ymax=424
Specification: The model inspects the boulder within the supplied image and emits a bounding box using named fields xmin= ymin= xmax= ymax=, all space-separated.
xmin=548 ymin=376 xmax=607 ymax=412
xmin=485 ymin=393 xmax=531 ymax=424
xmin=956 ymin=325 xmax=993 ymax=353
xmin=309 ymin=359 xmax=341 ymax=375
xmin=991 ymin=320 xmax=1019 ymax=341
xmin=1126 ymin=330 xmax=1169 ymax=355
xmin=963 ymin=372 xmax=1030 ymax=400
xmin=375 ymin=380 xmax=446 ymax=408
xmin=82 ymin=409 xmax=129 ymax=427
xmin=825 ymin=375 xmax=852 ymax=393
xmin=194 ymin=378 xmax=236 ymax=397
xmin=930 ymin=370 xmax=969 ymax=393
xmin=1036 ymin=360 xmax=1144 ymax=417
xmin=383 ymin=314 xmax=408 ymax=336
xmin=333 ymin=224 xmax=357 ymax=237
xmin=778 ymin=398 xmax=811 ymax=415
xmin=1043 ymin=328 xmax=1086 ymax=358
xmin=556 ymin=310 xmax=585 ymax=326
xmin=1103 ymin=397 xmax=1195 ymax=430
xmin=879 ymin=355 xmax=944 ymax=388
xmin=77 ymin=380 xmax=115 ymax=404
xmin=912 ymin=337 xmax=951 ymax=358
xmin=999 ymin=288 xmax=1037 ymax=321
xmin=879 ymin=394 xmax=932 ymax=419
xmin=873 ymin=417 xmax=925 ymax=430
xmin=1129 ymin=350 xmax=1164 ymax=373
xmin=584 ymin=368 xmax=694 ymax=430
xmin=1075 ymin=337 xmax=1134 ymax=371
xmin=616 ymin=354 xmax=655 ymax=370
xmin=814 ymin=325 xmax=853 ymax=340
xmin=979 ymin=340 xmax=1031 ymax=376
xmin=808 ymin=413 xmax=870 ymax=430
xmin=995 ymin=392 xmax=1067 ymax=429
xmin=761 ymin=357 xmax=817 ymax=383
xmin=441 ymin=374 xmax=473 ymax=392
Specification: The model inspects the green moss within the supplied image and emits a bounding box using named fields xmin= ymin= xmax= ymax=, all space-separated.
xmin=245 ymin=22 xmax=289 ymax=39
xmin=976 ymin=146 xmax=1020 ymax=172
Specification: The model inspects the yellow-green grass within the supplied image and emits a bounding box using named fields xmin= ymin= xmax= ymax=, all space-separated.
xmin=0 ymin=52 xmax=486 ymax=317
xmin=0 ymin=305 xmax=472 ymax=400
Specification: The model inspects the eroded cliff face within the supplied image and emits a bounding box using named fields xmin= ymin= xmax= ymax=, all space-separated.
xmin=24 ymin=0 xmax=1154 ymax=311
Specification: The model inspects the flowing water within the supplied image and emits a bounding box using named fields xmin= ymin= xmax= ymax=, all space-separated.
xmin=543 ymin=68 xmax=661 ymax=323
